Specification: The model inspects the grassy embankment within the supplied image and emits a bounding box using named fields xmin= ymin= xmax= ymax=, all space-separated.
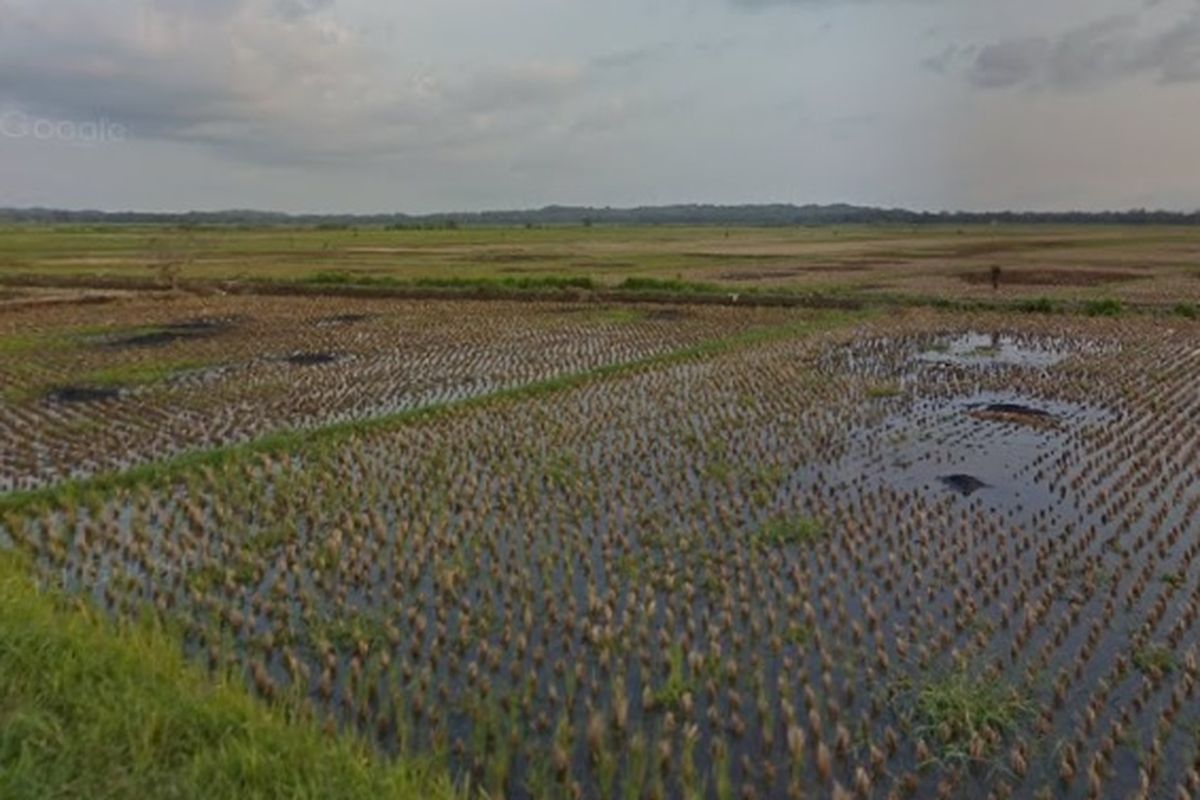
xmin=0 ymin=552 xmax=460 ymax=800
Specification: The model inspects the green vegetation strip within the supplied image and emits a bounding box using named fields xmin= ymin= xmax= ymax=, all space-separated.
xmin=0 ymin=311 xmax=869 ymax=516
xmin=0 ymin=553 xmax=458 ymax=800
xmin=307 ymin=271 xmax=597 ymax=291
xmin=8 ymin=270 xmax=1200 ymax=317
xmin=80 ymin=359 xmax=216 ymax=388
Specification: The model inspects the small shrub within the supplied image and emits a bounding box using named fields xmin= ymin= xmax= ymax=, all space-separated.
xmin=650 ymin=644 xmax=694 ymax=710
xmin=756 ymin=515 xmax=825 ymax=547
xmin=913 ymin=671 xmax=1030 ymax=764
xmin=1132 ymin=645 xmax=1175 ymax=676
xmin=1084 ymin=298 xmax=1123 ymax=317
xmin=1173 ymin=302 xmax=1198 ymax=319
xmin=306 ymin=270 xmax=354 ymax=285
xmin=1015 ymin=297 xmax=1057 ymax=314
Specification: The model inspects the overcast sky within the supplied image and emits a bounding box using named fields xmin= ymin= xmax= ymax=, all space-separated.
xmin=1 ymin=0 xmax=1197 ymax=213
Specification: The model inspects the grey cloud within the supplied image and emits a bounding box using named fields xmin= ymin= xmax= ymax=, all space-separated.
xmin=0 ymin=0 xmax=604 ymax=167
xmin=592 ymin=44 xmax=676 ymax=72
xmin=448 ymin=64 xmax=584 ymax=115
xmin=922 ymin=43 xmax=974 ymax=75
xmin=968 ymin=9 xmax=1200 ymax=89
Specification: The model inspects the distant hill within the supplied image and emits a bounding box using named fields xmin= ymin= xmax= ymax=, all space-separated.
xmin=1 ymin=203 xmax=1196 ymax=227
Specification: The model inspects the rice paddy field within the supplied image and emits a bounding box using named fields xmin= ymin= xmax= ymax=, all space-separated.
xmin=0 ymin=294 xmax=793 ymax=491
xmin=3 ymin=228 xmax=1200 ymax=799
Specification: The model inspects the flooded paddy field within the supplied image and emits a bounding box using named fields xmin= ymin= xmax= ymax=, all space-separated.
xmin=3 ymin=309 xmax=1200 ymax=799
xmin=0 ymin=294 xmax=793 ymax=491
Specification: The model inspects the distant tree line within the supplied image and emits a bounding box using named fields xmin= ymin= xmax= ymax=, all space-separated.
xmin=1 ymin=204 xmax=1197 ymax=227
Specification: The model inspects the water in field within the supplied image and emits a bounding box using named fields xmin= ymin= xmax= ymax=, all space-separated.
xmin=916 ymin=331 xmax=1073 ymax=368
xmin=6 ymin=325 xmax=1200 ymax=799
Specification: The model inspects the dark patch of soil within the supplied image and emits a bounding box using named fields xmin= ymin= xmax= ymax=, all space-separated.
xmin=792 ymin=263 xmax=875 ymax=273
xmin=315 ymin=313 xmax=371 ymax=326
xmin=286 ymin=352 xmax=339 ymax=366
xmin=959 ymin=268 xmax=1145 ymax=288
xmin=645 ymin=308 xmax=693 ymax=321
xmin=720 ymin=270 xmax=791 ymax=281
xmin=939 ymin=474 xmax=989 ymax=496
xmin=171 ymin=317 xmax=232 ymax=331
xmin=473 ymin=252 xmax=558 ymax=264
xmin=685 ymin=252 xmax=784 ymax=262
xmin=105 ymin=317 xmax=236 ymax=348
xmin=969 ymin=402 xmax=1059 ymax=428
xmin=46 ymin=385 xmax=120 ymax=404
xmin=111 ymin=330 xmax=194 ymax=347
xmin=985 ymin=403 xmax=1052 ymax=417
xmin=721 ymin=264 xmax=872 ymax=281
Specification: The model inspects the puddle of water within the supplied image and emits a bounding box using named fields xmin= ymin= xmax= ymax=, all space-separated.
xmin=45 ymin=385 xmax=121 ymax=404
xmin=315 ymin=313 xmax=373 ymax=326
xmin=285 ymin=352 xmax=340 ymax=366
xmin=939 ymin=473 xmax=989 ymax=496
xmin=917 ymin=332 xmax=1071 ymax=368
xmin=100 ymin=317 xmax=237 ymax=349
xmin=827 ymin=391 xmax=1112 ymax=505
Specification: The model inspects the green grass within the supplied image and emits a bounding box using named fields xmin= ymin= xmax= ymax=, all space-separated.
xmin=305 ymin=270 xmax=382 ymax=285
xmin=0 ymin=332 xmax=74 ymax=356
xmin=81 ymin=359 xmax=216 ymax=388
xmin=1173 ymin=302 xmax=1198 ymax=319
xmin=911 ymin=670 xmax=1031 ymax=765
xmin=1132 ymin=644 xmax=1175 ymax=676
xmin=755 ymin=514 xmax=826 ymax=547
xmin=1014 ymin=297 xmax=1059 ymax=314
xmin=650 ymin=644 xmax=695 ymax=712
xmin=865 ymin=382 xmax=903 ymax=399
xmin=0 ymin=553 xmax=459 ymax=800
xmin=1161 ymin=571 xmax=1186 ymax=589
xmin=1083 ymin=298 xmax=1124 ymax=317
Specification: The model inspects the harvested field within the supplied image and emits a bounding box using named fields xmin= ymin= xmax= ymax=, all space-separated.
xmin=6 ymin=224 xmax=1200 ymax=306
xmin=4 ymin=304 xmax=1200 ymax=799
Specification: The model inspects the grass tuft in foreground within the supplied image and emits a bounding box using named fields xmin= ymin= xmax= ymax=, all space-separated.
xmin=911 ymin=669 xmax=1031 ymax=766
xmin=0 ymin=553 xmax=459 ymax=800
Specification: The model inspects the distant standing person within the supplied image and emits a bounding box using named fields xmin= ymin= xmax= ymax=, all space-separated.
xmin=991 ymin=265 xmax=1002 ymax=291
